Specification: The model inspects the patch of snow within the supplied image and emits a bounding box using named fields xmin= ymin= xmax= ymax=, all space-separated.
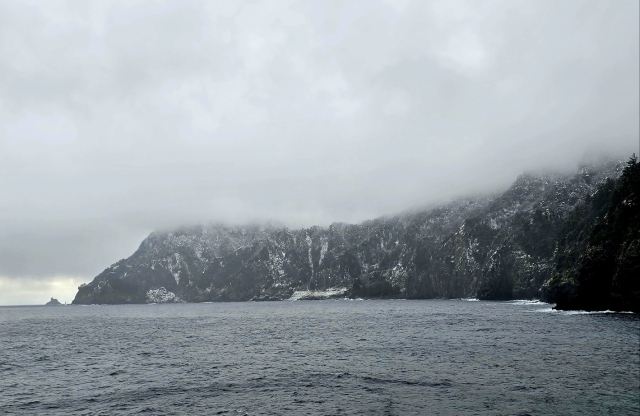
xmin=306 ymin=234 xmax=313 ymax=275
xmin=319 ymin=239 xmax=328 ymax=266
xmin=288 ymin=287 xmax=348 ymax=301
xmin=167 ymin=253 xmax=181 ymax=284
xmin=146 ymin=287 xmax=177 ymax=303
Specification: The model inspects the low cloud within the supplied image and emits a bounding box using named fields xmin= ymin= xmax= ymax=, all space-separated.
xmin=0 ymin=1 xmax=638 ymax=302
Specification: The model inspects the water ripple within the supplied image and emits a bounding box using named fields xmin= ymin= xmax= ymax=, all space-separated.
xmin=0 ymin=300 xmax=638 ymax=415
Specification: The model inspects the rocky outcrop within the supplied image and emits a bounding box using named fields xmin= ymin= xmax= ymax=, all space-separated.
xmin=73 ymin=159 xmax=627 ymax=305
xmin=45 ymin=297 xmax=62 ymax=306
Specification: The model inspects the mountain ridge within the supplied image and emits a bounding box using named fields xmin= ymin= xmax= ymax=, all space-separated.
xmin=72 ymin=158 xmax=628 ymax=306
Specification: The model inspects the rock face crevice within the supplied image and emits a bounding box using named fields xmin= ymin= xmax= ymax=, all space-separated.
xmin=73 ymin=159 xmax=633 ymax=307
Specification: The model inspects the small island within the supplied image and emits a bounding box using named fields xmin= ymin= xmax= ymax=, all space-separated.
xmin=45 ymin=297 xmax=62 ymax=306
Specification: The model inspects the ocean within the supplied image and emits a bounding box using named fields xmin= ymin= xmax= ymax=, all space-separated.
xmin=0 ymin=300 xmax=638 ymax=415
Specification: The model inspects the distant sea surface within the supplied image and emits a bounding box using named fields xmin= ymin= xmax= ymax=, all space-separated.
xmin=0 ymin=300 xmax=638 ymax=415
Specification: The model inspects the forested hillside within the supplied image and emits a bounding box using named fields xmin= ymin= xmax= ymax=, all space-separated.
xmin=543 ymin=156 xmax=639 ymax=312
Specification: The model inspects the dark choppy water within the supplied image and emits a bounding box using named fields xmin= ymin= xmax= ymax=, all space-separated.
xmin=0 ymin=300 xmax=638 ymax=415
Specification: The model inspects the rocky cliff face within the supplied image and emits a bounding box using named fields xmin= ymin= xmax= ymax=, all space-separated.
xmin=544 ymin=157 xmax=639 ymax=312
xmin=73 ymin=159 xmax=625 ymax=305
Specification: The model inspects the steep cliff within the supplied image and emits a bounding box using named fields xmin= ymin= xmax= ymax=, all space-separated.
xmin=73 ymin=159 xmax=626 ymax=305
xmin=545 ymin=156 xmax=639 ymax=312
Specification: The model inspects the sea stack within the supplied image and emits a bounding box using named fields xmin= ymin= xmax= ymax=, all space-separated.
xmin=45 ymin=297 xmax=62 ymax=306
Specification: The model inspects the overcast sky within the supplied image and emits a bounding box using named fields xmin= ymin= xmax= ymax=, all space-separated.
xmin=0 ymin=0 xmax=638 ymax=305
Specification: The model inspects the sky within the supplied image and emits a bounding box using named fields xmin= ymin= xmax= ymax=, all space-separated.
xmin=0 ymin=0 xmax=638 ymax=305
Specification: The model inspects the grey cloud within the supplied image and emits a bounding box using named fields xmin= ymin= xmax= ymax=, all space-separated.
xmin=0 ymin=0 xmax=638 ymax=284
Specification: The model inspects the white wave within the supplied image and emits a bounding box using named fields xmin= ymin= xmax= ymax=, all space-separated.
xmin=507 ymin=300 xmax=550 ymax=305
xmin=535 ymin=307 xmax=635 ymax=315
xmin=601 ymin=310 xmax=636 ymax=314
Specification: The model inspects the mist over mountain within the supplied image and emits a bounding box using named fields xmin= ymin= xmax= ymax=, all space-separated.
xmin=2 ymin=3 xmax=639 ymax=416
xmin=73 ymin=158 xmax=636 ymax=309
xmin=0 ymin=1 xmax=638 ymax=305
